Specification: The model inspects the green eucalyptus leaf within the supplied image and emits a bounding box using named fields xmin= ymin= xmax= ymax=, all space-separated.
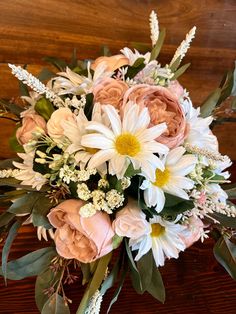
xmin=84 ymin=93 xmax=94 ymax=120
xmin=161 ymin=199 xmax=194 ymax=220
xmin=210 ymin=212 xmax=236 ymax=229
xmin=125 ymin=58 xmax=145 ymax=79
xmin=0 ymin=99 xmax=24 ymax=116
xmin=0 ymin=158 xmax=20 ymax=169
xmin=7 ymin=192 xmax=39 ymax=215
xmin=136 ymin=250 xmax=153 ymax=290
xmin=42 ymin=293 xmax=70 ymax=314
xmin=35 ymin=97 xmax=55 ymax=121
xmin=0 ymin=247 xmax=57 ymax=280
xmin=112 ymin=234 xmax=123 ymax=249
xmin=80 ymin=263 xmax=91 ymax=285
xmin=213 ymin=236 xmax=236 ymax=280
xmin=150 ymin=28 xmax=166 ymax=61
xmin=38 ymin=68 xmax=56 ymax=81
xmin=0 ymin=212 xmax=15 ymax=228
xmin=9 ymin=126 xmax=24 ymax=153
xmin=19 ymin=80 xmax=30 ymax=97
xmin=164 ymin=194 xmax=186 ymax=207
xmin=200 ymin=88 xmax=221 ymax=118
xmin=35 ymin=268 xmax=61 ymax=312
xmin=146 ymin=263 xmax=165 ymax=303
xmin=225 ymin=187 xmax=236 ymax=199
xmin=169 ymin=56 xmax=182 ymax=72
xmin=171 ymin=63 xmax=190 ymax=80
xmin=31 ymin=194 xmax=53 ymax=228
xmin=2 ymin=219 xmax=22 ymax=283
xmin=124 ymin=163 xmax=141 ymax=178
xmin=100 ymin=253 xmax=121 ymax=296
xmin=43 ymin=56 xmax=67 ymax=71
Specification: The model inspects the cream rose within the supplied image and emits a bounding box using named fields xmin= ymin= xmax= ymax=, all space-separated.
xmin=47 ymin=108 xmax=75 ymax=142
xmin=181 ymin=216 xmax=204 ymax=248
xmin=16 ymin=112 xmax=47 ymax=145
xmin=123 ymin=84 xmax=187 ymax=148
xmin=113 ymin=200 xmax=151 ymax=239
xmin=93 ymin=78 xmax=129 ymax=109
xmin=47 ymin=199 xmax=115 ymax=263
xmin=91 ymin=54 xmax=129 ymax=72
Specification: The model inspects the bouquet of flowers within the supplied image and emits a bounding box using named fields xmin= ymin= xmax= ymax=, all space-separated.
xmin=0 ymin=10 xmax=236 ymax=314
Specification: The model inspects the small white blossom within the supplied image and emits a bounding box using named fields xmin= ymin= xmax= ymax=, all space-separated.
xmin=106 ymin=189 xmax=124 ymax=209
xmin=79 ymin=203 xmax=97 ymax=217
xmin=77 ymin=183 xmax=91 ymax=201
xmin=98 ymin=178 xmax=109 ymax=189
xmin=120 ymin=177 xmax=131 ymax=190
xmin=0 ymin=169 xmax=21 ymax=178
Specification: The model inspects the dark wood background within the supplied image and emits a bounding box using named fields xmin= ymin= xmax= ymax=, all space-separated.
xmin=0 ymin=1 xmax=235 ymax=313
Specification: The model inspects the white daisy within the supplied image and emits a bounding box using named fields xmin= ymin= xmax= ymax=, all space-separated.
xmin=130 ymin=216 xmax=187 ymax=267
xmin=81 ymin=103 xmax=169 ymax=180
xmin=120 ymin=47 xmax=151 ymax=65
xmin=13 ymin=152 xmax=47 ymax=190
xmin=141 ymin=146 xmax=197 ymax=212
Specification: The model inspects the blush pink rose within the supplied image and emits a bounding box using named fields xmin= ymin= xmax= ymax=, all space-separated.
xmin=16 ymin=112 xmax=47 ymax=145
xmin=91 ymin=54 xmax=129 ymax=72
xmin=47 ymin=108 xmax=75 ymax=142
xmin=168 ymin=80 xmax=184 ymax=99
xmin=123 ymin=84 xmax=187 ymax=148
xmin=93 ymin=78 xmax=129 ymax=109
xmin=113 ymin=200 xmax=151 ymax=239
xmin=181 ymin=216 xmax=204 ymax=248
xmin=47 ymin=199 xmax=115 ymax=263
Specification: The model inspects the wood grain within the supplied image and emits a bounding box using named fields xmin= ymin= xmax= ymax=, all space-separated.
xmin=0 ymin=1 xmax=236 ymax=313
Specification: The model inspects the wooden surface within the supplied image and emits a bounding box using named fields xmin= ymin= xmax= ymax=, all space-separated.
xmin=0 ymin=1 xmax=236 ymax=313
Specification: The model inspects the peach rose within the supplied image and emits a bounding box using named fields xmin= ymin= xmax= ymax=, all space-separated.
xmin=91 ymin=54 xmax=129 ymax=72
xmin=47 ymin=199 xmax=115 ymax=263
xmin=16 ymin=112 xmax=47 ymax=145
xmin=181 ymin=216 xmax=204 ymax=248
xmin=168 ymin=80 xmax=184 ymax=99
xmin=123 ymin=84 xmax=187 ymax=148
xmin=47 ymin=108 xmax=75 ymax=142
xmin=113 ymin=200 xmax=151 ymax=239
xmin=93 ymin=78 xmax=129 ymax=109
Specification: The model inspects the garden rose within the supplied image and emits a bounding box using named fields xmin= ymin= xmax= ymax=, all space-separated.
xmin=113 ymin=200 xmax=151 ymax=239
xmin=168 ymin=80 xmax=184 ymax=99
xmin=181 ymin=216 xmax=204 ymax=248
xmin=47 ymin=199 xmax=115 ymax=263
xmin=91 ymin=54 xmax=129 ymax=72
xmin=16 ymin=112 xmax=46 ymax=145
xmin=47 ymin=107 xmax=75 ymax=142
xmin=93 ymin=78 xmax=129 ymax=109
xmin=123 ymin=84 xmax=187 ymax=148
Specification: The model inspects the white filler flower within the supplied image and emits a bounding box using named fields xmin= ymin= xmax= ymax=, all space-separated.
xmin=81 ymin=103 xmax=169 ymax=180
xmin=130 ymin=216 xmax=187 ymax=267
xmin=141 ymin=146 xmax=196 ymax=212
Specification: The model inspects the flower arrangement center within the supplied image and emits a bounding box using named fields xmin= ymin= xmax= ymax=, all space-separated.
xmin=151 ymin=223 xmax=165 ymax=237
xmin=115 ymin=133 xmax=141 ymax=157
xmin=153 ymin=168 xmax=170 ymax=187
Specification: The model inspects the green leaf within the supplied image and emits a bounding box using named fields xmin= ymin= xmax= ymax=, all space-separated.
xmin=0 ymin=158 xmax=19 ymax=170
xmin=84 ymin=93 xmax=94 ymax=120
xmin=19 ymin=80 xmax=30 ymax=97
xmin=161 ymin=199 xmax=194 ymax=220
xmin=100 ymin=253 xmax=121 ymax=295
xmin=100 ymin=45 xmax=111 ymax=57
xmin=80 ymin=263 xmax=91 ymax=285
xmin=136 ymin=250 xmax=153 ymax=290
xmin=0 ymin=99 xmax=23 ymax=116
xmin=213 ymin=236 xmax=236 ymax=280
xmin=9 ymin=127 xmax=24 ymax=153
xmin=0 ymin=247 xmax=57 ymax=280
xmin=43 ymin=56 xmax=67 ymax=71
xmin=150 ymin=28 xmax=166 ymax=61
xmin=125 ymin=58 xmax=145 ymax=79
xmin=169 ymin=56 xmax=182 ymax=72
xmin=37 ymin=68 xmax=56 ymax=81
xmin=69 ymin=48 xmax=78 ymax=69
xmin=164 ymin=193 xmax=186 ymax=207
xmin=76 ymin=253 xmax=112 ymax=314
xmin=2 ymin=219 xmax=22 ymax=283
xmin=7 ymin=192 xmax=39 ymax=215
xmin=125 ymin=239 xmax=142 ymax=293
xmin=31 ymin=194 xmax=53 ymax=229
xmin=112 ymin=234 xmax=123 ymax=249
xmin=200 ymin=88 xmax=221 ymax=118
xmin=42 ymin=293 xmax=70 ymax=314
xmin=171 ymin=63 xmax=190 ymax=80
xmin=146 ymin=263 xmax=165 ymax=303
xmin=0 ymin=212 xmax=15 ymax=228
xmin=35 ymin=97 xmax=55 ymax=121
xmin=225 ymin=187 xmax=236 ymax=199
xmin=209 ymin=212 xmax=236 ymax=229
xmin=35 ymin=268 xmax=61 ymax=312
xmin=124 ymin=163 xmax=141 ymax=177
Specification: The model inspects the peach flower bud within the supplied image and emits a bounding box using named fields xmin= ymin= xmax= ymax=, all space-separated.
xmin=91 ymin=54 xmax=129 ymax=72
xmin=93 ymin=78 xmax=129 ymax=110
xmin=168 ymin=80 xmax=184 ymax=99
xmin=47 ymin=108 xmax=75 ymax=142
xmin=16 ymin=113 xmax=47 ymax=145
xmin=181 ymin=216 xmax=204 ymax=248
xmin=47 ymin=199 xmax=115 ymax=263
xmin=123 ymin=84 xmax=187 ymax=148
xmin=113 ymin=200 xmax=151 ymax=239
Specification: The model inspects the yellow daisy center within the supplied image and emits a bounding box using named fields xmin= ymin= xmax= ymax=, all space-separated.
xmin=152 ymin=168 xmax=170 ymax=187
xmin=151 ymin=223 xmax=165 ymax=238
xmin=85 ymin=147 xmax=99 ymax=154
xmin=115 ymin=133 xmax=141 ymax=157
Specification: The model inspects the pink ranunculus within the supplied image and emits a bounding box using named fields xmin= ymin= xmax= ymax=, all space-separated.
xmin=113 ymin=200 xmax=151 ymax=239
xmin=123 ymin=84 xmax=187 ymax=148
xmin=181 ymin=216 xmax=204 ymax=248
xmin=93 ymin=78 xmax=129 ymax=110
xmin=47 ymin=108 xmax=75 ymax=142
xmin=16 ymin=112 xmax=47 ymax=145
xmin=91 ymin=54 xmax=129 ymax=72
xmin=47 ymin=199 xmax=115 ymax=263
xmin=168 ymin=80 xmax=184 ymax=99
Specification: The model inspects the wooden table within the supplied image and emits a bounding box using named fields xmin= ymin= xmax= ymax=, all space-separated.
xmin=0 ymin=1 xmax=236 ymax=313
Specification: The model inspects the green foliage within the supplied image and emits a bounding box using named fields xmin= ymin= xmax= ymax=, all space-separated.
xmin=124 ymin=163 xmax=141 ymax=178
xmin=210 ymin=212 xmax=236 ymax=229
xmin=225 ymin=187 xmax=236 ymax=199
xmin=43 ymin=56 xmax=67 ymax=71
xmin=41 ymin=293 xmax=70 ymax=314
xmin=2 ymin=219 xmax=22 ymax=283
xmin=150 ymin=28 xmax=166 ymax=61
xmin=7 ymin=192 xmax=38 ymax=215
xmin=37 ymin=68 xmax=56 ymax=81
xmin=19 ymin=80 xmax=30 ymax=97
xmin=0 ymin=158 xmax=19 ymax=169
xmin=0 ymin=212 xmax=15 ymax=228
xmin=200 ymin=88 xmax=222 ymax=118
xmin=169 ymin=56 xmax=182 ymax=72
xmin=112 ymin=234 xmax=123 ymax=249
xmin=0 ymin=247 xmax=57 ymax=280
xmin=80 ymin=263 xmax=92 ymax=285
xmin=35 ymin=268 xmax=62 ymax=312
xmin=100 ymin=45 xmax=112 ymax=56
xmin=83 ymin=93 xmax=94 ymax=120
xmin=213 ymin=236 xmax=236 ymax=280
xmin=0 ymin=99 xmax=23 ymax=117
xmin=35 ymin=97 xmax=55 ymax=121
xmin=9 ymin=126 xmax=24 ymax=153
xmin=125 ymin=58 xmax=146 ymax=79
xmin=171 ymin=63 xmax=191 ymax=80
xmin=31 ymin=193 xmax=54 ymax=229
xmin=76 ymin=253 xmax=112 ymax=314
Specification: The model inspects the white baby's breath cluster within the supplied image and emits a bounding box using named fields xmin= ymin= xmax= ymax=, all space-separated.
xmin=0 ymin=168 xmax=21 ymax=178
